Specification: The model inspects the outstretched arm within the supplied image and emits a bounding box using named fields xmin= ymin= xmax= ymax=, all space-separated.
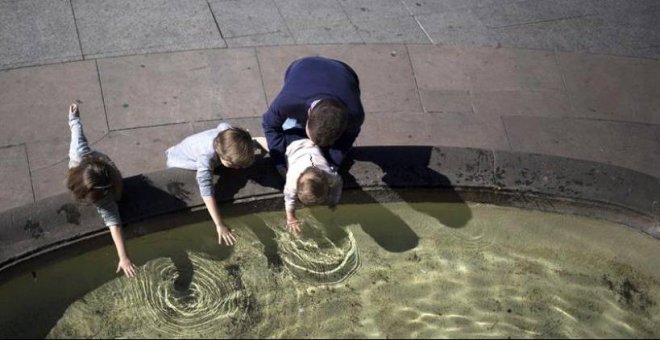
xmin=109 ymin=225 xmax=137 ymax=278
xmin=202 ymin=195 xmax=236 ymax=246
xmin=68 ymin=103 xmax=92 ymax=166
xmin=197 ymin=164 xmax=236 ymax=246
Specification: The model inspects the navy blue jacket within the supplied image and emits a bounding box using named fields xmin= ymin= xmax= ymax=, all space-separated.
xmin=262 ymin=56 xmax=365 ymax=168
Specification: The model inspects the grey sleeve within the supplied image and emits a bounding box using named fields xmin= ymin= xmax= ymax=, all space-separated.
xmin=68 ymin=114 xmax=93 ymax=167
xmin=95 ymin=197 xmax=122 ymax=227
xmin=196 ymin=157 xmax=215 ymax=198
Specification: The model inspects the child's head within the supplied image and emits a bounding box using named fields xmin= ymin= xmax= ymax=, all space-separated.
xmin=306 ymin=99 xmax=348 ymax=147
xmin=66 ymin=157 xmax=123 ymax=204
xmin=296 ymin=166 xmax=330 ymax=206
xmin=213 ymin=127 xmax=255 ymax=169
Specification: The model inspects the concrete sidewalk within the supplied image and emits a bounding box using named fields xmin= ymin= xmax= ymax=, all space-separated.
xmin=0 ymin=0 xmax=659 ymax=212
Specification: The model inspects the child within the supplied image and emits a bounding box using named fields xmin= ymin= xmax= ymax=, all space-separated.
xmin=65 ymin=104 xmax=137 ymax=278
xmin=282 ymin=128 xmax=343 ymax=233
xmin=166 ymin=122 xmax=255 ymax=245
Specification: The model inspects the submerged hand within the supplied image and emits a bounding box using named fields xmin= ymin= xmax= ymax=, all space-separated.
xmin=286 ymin=218 xmax=302 ymax=234
xmin=116 ymin=257 xmax=137 ymax=278
xmin=216 ymin=225 xmax=237 ymax=246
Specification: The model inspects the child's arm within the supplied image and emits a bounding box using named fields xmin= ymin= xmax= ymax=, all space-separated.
xmin=196 ymin=162 xmax=236 ymax=246
xmin=67 ymin=104 xmax=92 ymax=166
xmin=202 ymin=195 xmax=236 ymax=246
xmin=96 ymin=198 xmax=136 ymax=277
xmin=109 ymin=225 xmax=137 ymax=278
xmin=283 ymin=180 xmax=301 ymax=233
xmin=285 ymin=208 xmax=301 ymax=234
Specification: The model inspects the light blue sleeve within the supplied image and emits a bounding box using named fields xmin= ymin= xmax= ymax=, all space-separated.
xmin=68 ymin=114 xmax=93 ymax=167
xmin=95 ymin=196 xmax=122 ymax=227
xmin=196 ymin=156 xmax=215 ymax=198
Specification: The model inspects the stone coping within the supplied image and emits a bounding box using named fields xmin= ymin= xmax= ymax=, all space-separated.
xmin=0 ymin=146 xmax=658 ymax=274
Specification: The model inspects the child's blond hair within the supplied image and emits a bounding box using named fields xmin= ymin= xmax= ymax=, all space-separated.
xmin=213 ymin=127 xmax=255 ymax=168
xmin=296 ymin=166 xmax=330 ymax=205
xmin=66 ymin=156 xmax=123 ymax=204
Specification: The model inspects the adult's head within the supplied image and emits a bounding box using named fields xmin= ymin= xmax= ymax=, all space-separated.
xmin=306 ymin=99 xmax=348 ymax=147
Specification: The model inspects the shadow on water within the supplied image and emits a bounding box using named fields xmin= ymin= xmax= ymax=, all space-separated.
xmin=212 ymin=151 xmax=285 ymax=269
xmin=311 ymin=146 xmax=472 ymax=253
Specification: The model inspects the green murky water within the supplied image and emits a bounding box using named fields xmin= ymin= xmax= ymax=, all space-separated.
xmin=1 ymin=202 xmax=659 ymax=338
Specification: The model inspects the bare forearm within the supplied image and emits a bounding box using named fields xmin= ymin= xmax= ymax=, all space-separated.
xmin=203 ymin=196 xmax=224 ymax=227
xmin=286 ymin=209 xmax=297 ymax=222
xmin=109 ymin=226 xmax=129 ymax=260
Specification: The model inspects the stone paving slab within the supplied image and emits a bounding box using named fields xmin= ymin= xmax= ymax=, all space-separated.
xmin=558 ymin=52 xmax=660 ymax=125
xmin=416 ymin=10 xmax=498 ymax=47
xmin=208 ymin=0 xmax=295 ymax=46
xmin=472 ymin=90 xmax=572 ymax=118
xmin=0 ymin=145 xmax=33 ymax=211
xmin=355 ymin=16 xmax=430 ymax=44
xmin=274 ymin=0 xmax=363 ymax=44
xmin=30 ymin=123 xmax=194 ymax=200
xmin=257 ymin=44 xmax=422 ymax=113
xmin=356 ymin=111 xmax=510 ymax=151
xmin=0 ymin=0 xmax=81 ymax=70
xmin=72 ymin=0 xmax=226 ymax=59
xmin=0 ymin=60 xmax=106 ymax=147
xmin=98 ymin=48 xmax=266 ymax=130
xmin=503 ymin=116 xmax=660 ymax=178
xmin=408 ymin=45 xmax=564 ymax=113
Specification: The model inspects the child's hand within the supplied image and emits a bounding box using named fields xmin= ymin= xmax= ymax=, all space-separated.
xmin=216 ymin=224 xmax=237 ymax=246
xmin=116 ymin=256 xmax=138 ymax=278
xmin=69 ymin=103 xmax=79 ymax=117
xmin=286 ymin=218 xmax=302 ymax=234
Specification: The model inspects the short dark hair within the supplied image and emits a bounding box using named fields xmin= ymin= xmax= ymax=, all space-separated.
xmin=307 ymin=99 xmax=348 ymax=147
xmin=296 ymin=167 xmax=329 ymax=206
xmin=213 ymin=127 xmax=255 ymax=168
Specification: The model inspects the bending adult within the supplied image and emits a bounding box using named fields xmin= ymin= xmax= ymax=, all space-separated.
xmin=262 ymin=56 xmax=365 ymax=176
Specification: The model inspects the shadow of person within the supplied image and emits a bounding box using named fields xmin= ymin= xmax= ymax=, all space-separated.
xmin=211 ymin=146 xmax=285 ymax=268
xmin=237 ymin=214 xmax=284 ymax=270
xmin=120 ymin=174 xmax=236 ymax=293
xmin=309 ymin=146 xmax=473 ymax=253
xmin=350 ymin=146 xmax=473 ymax=229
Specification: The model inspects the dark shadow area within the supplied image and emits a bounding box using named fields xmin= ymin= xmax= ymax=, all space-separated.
xmin=349 ymin=146 xmax=472 ymax=228
xmin=309 ymin=146 xmax=472 ymax=253
xmin=212 ymin=147 xmax=284 ymax=267
xmin=239 ymin=214 xmax=283 ymax=270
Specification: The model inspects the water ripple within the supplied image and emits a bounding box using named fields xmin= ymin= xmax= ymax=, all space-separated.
xmin=48 ymin=252 xmax=256 ymax=338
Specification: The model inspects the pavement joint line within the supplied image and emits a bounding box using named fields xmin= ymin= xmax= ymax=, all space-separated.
xmin=95 ymin=59 xmax=110 ymax=133
xmin=399 ymin=0 xmax=434 ymax=44
xmin=499 ymin=114 xmax=660 ymax=128
xmin=68 ymin=0 xmax=85 ymax=60
xmin=500 ymin=116 xmax=514 ymax=151
xmin=487 ymin=14 xmax=594 ymax=30
xmin=336 ymin=0 xmax=365 ymax=44
xmin=109 ymin=121 xmax=194 ymax=133
xmin=553 ymin=48 xmax=575 ymax=116
xmin=253 ymin=47 xmax=271 ymax=108
xmin=21 ymin=143 xmax=36 ymax=203
xmin=272 ymin=0 xmax=296 ymax=44
xmin=206 ymin=0 xmax=224 ymax=40
xmin=403 ymin=44 xmax=426 ymax=113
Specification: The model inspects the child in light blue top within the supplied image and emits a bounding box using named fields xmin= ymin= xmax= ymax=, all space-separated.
xmin=66 ymin=104 xmax=137 ymax=278
xmin=166 ymin=123 xmax=255 ymax=246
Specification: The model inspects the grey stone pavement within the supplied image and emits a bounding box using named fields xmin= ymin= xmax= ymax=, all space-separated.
xmin=0 ymin=0 xmax=658 ymax=212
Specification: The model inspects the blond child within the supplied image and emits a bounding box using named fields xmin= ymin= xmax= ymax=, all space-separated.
xmin=166 ymin=122 xmax=255 ymax=245
xmin=282 ymin=130 xmax=342 ymax=233
xmin=65 ymin=104 xmax=137 ymax=278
